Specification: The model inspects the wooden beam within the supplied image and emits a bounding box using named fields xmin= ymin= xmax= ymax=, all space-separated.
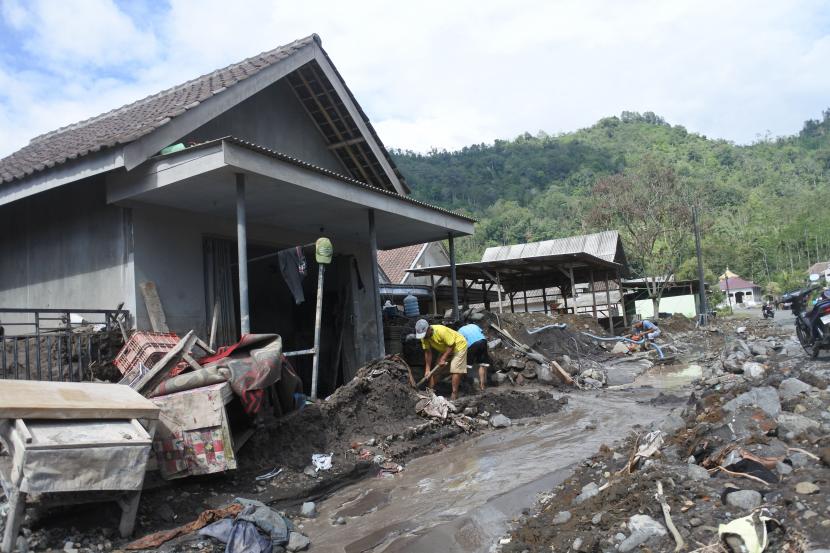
xmin=568 ymin=267 xmax=577 ymax=314
xmin=542 ymin=288 xmax=548 ymax=314
xmin=139 ymin=282 xmax=169 ymax=332
xmin=590 ymin=269 xmax=598 ymax=319
xmin=605 ymin=276 xmax=615 ymax=335
xmin=307 ymin=63 xmax=388 ymax=189
xmin=327 ymin=137 xmax=366 ymax=150
xmin=293 ymin=67 xmax=374 ymax=185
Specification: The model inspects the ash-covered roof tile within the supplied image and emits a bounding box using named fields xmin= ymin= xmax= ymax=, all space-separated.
xmin=0 ymin=35 xmax=317 ymax=184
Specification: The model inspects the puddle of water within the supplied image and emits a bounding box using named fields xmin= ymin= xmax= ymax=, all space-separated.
xmin=620 ymin=362 xmax=702 ymax=390
xmin=300 ymin=392 xmax=673 ymax=553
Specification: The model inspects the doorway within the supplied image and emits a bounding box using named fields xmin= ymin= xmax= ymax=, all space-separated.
xmin=203 ymin=237 xmax=357 ymax=398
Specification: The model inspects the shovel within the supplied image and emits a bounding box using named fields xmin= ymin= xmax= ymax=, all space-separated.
xmin=414 ymin=361 xmax=447 ymax=388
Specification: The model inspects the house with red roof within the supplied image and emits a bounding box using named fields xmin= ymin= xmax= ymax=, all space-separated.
xmin=718 ymin=269 xmax=762 ymax=307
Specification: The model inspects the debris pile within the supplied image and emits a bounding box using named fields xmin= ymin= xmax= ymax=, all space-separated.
xmin=502 ymin=319 xmax=830 ymax=552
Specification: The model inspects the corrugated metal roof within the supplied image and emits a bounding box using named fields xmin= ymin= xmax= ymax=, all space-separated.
xmin=481 ymin=230 xmax=623 ymax=264
xmin=161 ymin=137 xmax=477 ymax=223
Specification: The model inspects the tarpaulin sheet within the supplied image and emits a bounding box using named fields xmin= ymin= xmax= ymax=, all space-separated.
xmin=12 ymin=420 xmax=153 ymax=493
xmin=151 ymin=383 xmax=236 ymax=480
xmin=200 ymin=334 xmax=301 ymax=415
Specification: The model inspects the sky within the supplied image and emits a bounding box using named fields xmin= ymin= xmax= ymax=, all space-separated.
xmin=1 ymin=0 xmax=830 ymax=158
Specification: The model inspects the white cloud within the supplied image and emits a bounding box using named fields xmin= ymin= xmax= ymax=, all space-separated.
xmin=1 ymin=0 xmax=830 ymax=157
xmin=4 ymin=0 xmax=159 ymax=69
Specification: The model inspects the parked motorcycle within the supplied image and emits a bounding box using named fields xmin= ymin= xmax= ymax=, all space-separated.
xmin=762 ymin=304 xmax=775 ymax=319
xmin=782 ymin=275 xmax=830 ymax=358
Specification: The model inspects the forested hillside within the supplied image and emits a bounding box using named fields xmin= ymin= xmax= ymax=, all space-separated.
xmin=391 ymin=110 xmax=830 ymax=293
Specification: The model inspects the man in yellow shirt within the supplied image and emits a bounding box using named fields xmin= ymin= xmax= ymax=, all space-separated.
xmin=415 ymin=319 xmax=468 ymax=400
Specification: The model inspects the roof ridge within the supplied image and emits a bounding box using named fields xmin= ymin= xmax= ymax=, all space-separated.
xmin=28 ymin=34 xmax=319 ymax=145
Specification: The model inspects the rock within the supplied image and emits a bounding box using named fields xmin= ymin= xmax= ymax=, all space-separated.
xmin=742 ymin=362 xmax=765 ymax=380
xmin=687 ymin=464 xmax=711 ymax=481
xmin=16 ymin=536 xmax=28 ymax=553
xmin=300 ymin=502 xmax=317 ymax=517
xmin=796 ymin=481 xmax=820 ymax=495
xmin=63 ymin=543 xmax=78 ymax=553
xmin=573 ymin=482 xmax=599 ymax=504
xmin=507 ymin=358 xmax=525 ymax=369
xmin=492 ymin=371 xmax=508 ymax=384
xmin=537 ymin=364 xmax=555 ymax=383
xmin=660 ymin=410 xmax=686 ymax=435
xmin=487 ymin=339 xmax=502 ymax=350
xmin=611 ymin=341 xmax=629 ymax=354
xmin=303 ymin=465 xmax=317 ymax=477
xmin=286 ymin=532 xmax=311 ymax=552
xmin=790 ymin=452 xmax=812 ymax=468
xmin=619 ymin=515 xmax=667 ymax=552
xmin=689 ymin=517 xmax=703 ymax=527
xmin=779 ymin=378 xmax=816 ymax=401
xmin=725 ymin=489 xmax=762 ymax=511
xmin=777 ymin=413 xmax=820 ymax=437
xmin=591 ymin=512 xmax=603 ymax=524
xmin=777 ymin=461 xmax=793 ymax=475
xmin=724 ymin=386 xmax=781 ymax=417
xmin=333 ymin=517 xmax=346 ymax=525
xmin=736 ymin=326 xmax=747 ymax=333
xmin=463 ymin=406 xmax=478 ymax=416
xmin=552 ymin=511 xmax=572 ymax=525
xmin=572 ymin=537 xmax=583 ymax=551
xmin=522 ymin=367 xmax=537 ymax=379
xmin=750 ymin=342 xmax=769 ymax=356
xmin=469 ymin=312 xmax=484 ymax=321
xmin=489 ymin=414 xmax=512 ymax=428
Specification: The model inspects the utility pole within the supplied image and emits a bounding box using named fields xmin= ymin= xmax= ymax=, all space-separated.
xmin=693 ymin=207 xmax=708 ymax=325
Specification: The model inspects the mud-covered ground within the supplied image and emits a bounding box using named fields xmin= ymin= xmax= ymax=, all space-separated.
xmin=503 ymin=318 xmax=830 ymax=552
xmin=13 ymin=355 xmax=570 ymax=552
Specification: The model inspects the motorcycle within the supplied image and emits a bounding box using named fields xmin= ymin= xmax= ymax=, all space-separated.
xmin=782 ymin=276 xmax=830 ymax=358
xmin=762 ymin=304 xmax=775 ymax=319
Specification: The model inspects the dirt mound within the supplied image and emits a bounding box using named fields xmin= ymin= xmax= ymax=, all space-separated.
xmin=472 ymin=389 xmax=568 ymax=420
xmin=250 ymin=358 xmax=422 ymax=469
xmin=656 ymin=314 xmax=696 ymax=333
xmin=487 ymin=312 xmax=606 ymax=359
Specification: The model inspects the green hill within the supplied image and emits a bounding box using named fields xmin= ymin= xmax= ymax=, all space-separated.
xmin=391 ymin=110 xmax=830 ymax=291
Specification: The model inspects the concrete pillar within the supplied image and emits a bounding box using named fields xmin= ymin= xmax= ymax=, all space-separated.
xmin=235 ymin=173 xmax=250 ymax=336
xmin=448 ymin=234 xmax=459 ymax=321
xmin=368 ymin=209 xmax=385 ymax=356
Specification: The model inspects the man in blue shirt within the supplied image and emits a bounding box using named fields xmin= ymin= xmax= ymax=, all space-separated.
xmin=458 ymin=323 xmax=491 ymax=392
xmin=630 ymin=320 xmax=661 ymax=352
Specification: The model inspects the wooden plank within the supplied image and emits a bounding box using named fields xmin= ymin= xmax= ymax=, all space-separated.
xmin=0 ymin=381 xmax=160 ymax=420
xmin=139 ymin=281 xmax=169 ymax=332
xmin=134 ymin=330 xmax=196 ymax=395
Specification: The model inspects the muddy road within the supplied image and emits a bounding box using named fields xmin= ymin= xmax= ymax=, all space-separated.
xmin=300 ymin=372 xmax=695 ymax=553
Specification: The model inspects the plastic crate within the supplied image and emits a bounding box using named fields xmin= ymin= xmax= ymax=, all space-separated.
xmin=114 ymin=331 xmax=180 ymax=375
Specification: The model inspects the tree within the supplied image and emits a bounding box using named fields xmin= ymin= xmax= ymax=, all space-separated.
xmin=588 ymin=160 xmax=695 ymax=314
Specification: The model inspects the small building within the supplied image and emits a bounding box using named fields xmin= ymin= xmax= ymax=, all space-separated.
xmin=409 ymin=230 xmax=631 ymax=332
xmin=718 ymin=269 xmax=761 ymax=308
xmin=807 ymin=261 xmax=830 ymax=281
xmin=623 ymin=278 xmax=704 ymax=319
xmin=0 ymin=35 xmax=473 ymax=393
xmin=377 ymin=242 xmax=495 ymax=314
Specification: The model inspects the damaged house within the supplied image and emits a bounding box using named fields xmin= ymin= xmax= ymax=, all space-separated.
xmin=0 ymin=34 xmax=474 ymax=397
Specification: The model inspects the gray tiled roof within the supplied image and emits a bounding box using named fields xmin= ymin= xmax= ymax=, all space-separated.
xmin=0 ymin=35 xmax=317 ymax=184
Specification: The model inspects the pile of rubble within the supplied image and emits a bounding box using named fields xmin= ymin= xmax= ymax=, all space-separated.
xmin=502 ymin=319 xmax=830 ymax=552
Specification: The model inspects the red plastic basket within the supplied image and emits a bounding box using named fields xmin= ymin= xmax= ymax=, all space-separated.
xmin=114 ymin=331 xmax=180 ymax=375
